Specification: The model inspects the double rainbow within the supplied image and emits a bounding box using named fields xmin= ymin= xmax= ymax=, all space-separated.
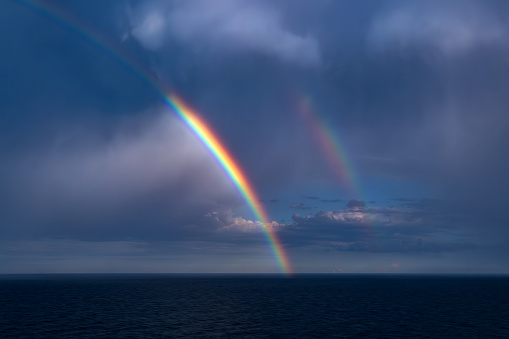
xmin=14 ymin=0 xmax=292 ymax=275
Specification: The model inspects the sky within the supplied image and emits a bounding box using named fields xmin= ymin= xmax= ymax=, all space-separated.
xmin=1 ymin=0 xmax=509 ymax=274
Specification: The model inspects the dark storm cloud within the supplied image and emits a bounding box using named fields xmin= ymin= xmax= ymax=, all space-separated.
xmin=315 ymin=1 xmax=509 ymax=198
xmin=121 ymin=0 xmax=509 ymax=216
xmin=2 ymin=0 xmax=509 ymax=272
xmin=359 ymin=0 xmax=509 ymax=181
xmin=369 ymin=3 xmax=509 ymax=255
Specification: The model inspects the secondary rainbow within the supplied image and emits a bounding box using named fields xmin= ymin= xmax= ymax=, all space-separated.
xmin=294 ymin=93 xmax=380 ymax=245
xmin=14 ymin=0 xmax=292 ymax=275
xmin=295 ymin=94 xmax=359 ymax=197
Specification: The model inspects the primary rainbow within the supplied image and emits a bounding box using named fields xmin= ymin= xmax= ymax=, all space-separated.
xmin=167 ymin=95 xmax=292 ymax=274
xmin=14 ymin=0 xmax=292 ymax=275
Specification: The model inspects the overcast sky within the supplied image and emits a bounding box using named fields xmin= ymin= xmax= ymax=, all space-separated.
xmin=2 ymin=0 xmax=509 ymax=274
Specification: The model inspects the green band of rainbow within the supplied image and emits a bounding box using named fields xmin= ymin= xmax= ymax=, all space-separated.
xmin=15 ymin=0 xmax=292 ymax=275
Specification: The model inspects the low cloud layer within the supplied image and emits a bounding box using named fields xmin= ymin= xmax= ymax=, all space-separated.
xmin=288 ymin=202 xmax=474 ymax=254
xmin=213 ymin=199 xmax=474 ymax=255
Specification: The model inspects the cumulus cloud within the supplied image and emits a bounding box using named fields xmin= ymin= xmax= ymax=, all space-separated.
xmin=291 ymin=205 xmax=424 ymax=228
xmin=127 ymin=0 xmax=321 ymax=66
xmin=207 ymin=209 xmax=284 ymax=233
xmin=368 ymin=0 xmax=507 ymax=57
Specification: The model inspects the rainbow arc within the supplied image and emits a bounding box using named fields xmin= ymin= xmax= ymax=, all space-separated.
xmin=15 ymin=0 xmax=292 ymax=275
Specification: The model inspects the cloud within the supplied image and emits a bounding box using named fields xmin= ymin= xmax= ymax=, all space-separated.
xmin=368 ymin=0 xmax=507 ymax=57
xmin=130 ymin=10 xmax=167 ymax=50
xmin=1 ymin=109 xmax=241 ymax=240
xmin=292 ymin=207 xmax=405 ymax=227
xmin=127 ymin=0 xmax=321 ymax=66
xmin=288 ymin=203 xmax=474 ymax=253
xmin=3 ymin=0 xmax=509 ymax=272
xmin=207 ymin=209 xmax=284 ymax=233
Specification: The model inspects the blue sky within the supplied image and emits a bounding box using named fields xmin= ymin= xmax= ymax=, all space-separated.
xmin=1 ymin=0 xmax=509 ymax=274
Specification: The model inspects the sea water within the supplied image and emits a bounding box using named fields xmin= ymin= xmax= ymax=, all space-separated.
xmin=1 ymin=274 xmax=508 ymax=338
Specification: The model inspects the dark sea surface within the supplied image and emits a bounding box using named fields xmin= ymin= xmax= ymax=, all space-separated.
xmin=1 ymin=274 xmax=508 ymax=338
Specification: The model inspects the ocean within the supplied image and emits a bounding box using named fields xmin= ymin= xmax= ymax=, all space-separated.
xmin=1 ymin=274 xmax=508 ymax=338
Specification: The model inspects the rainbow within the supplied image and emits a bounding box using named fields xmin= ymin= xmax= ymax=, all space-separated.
xmin=295 ymin=95 xmax=359 ymax=197
xmin=167 ymin=95 xmax=292 ymax=274
xmin=293 ymin=94 xmax=380 ymax=245
xmin=13 ymin=0 xmax=292 ymax=275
